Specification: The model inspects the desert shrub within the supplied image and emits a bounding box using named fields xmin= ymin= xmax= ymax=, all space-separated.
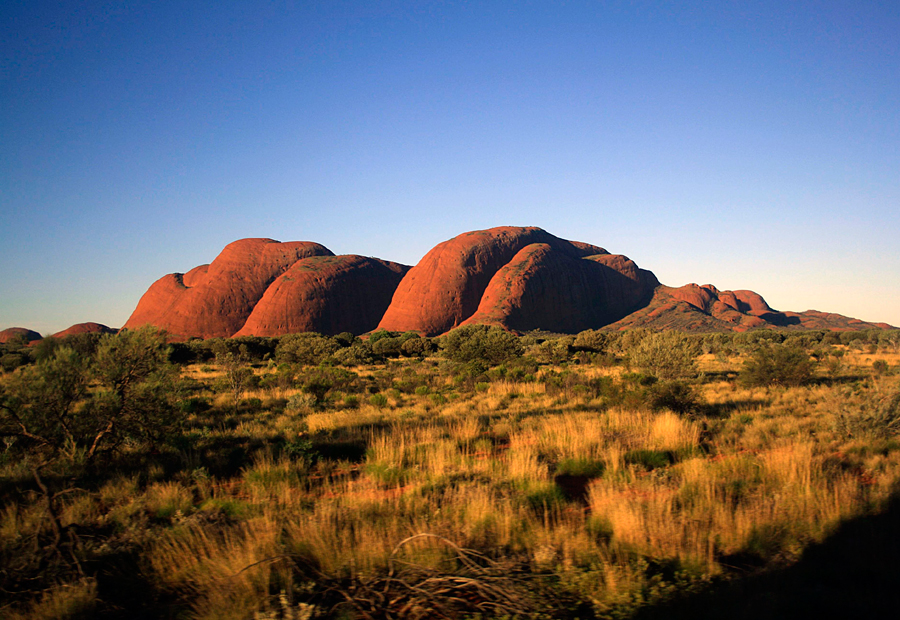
xmin=369 ymin=394 xmax=388 ymax=408
xmin=649 ymin=381 xmax=702 ymax=415
xmin=740 ymin=345 xmax=814 ymax=387
xmin=275 ymin=333 xmax=339 ymax=365
xmin=733 ymin=330 xmax=785 ymax=351
xmin=834 ymin=385 xmax=900 ymax=439
xmin=343 ymin=394 xmax=359 ymax=408
xmin=555 ymin=457 xmax=605 ymax=477
xmin=0 ymin=352 xmax=28 ymax=372
xmin=624 ymin=449 xmax=673 ymax=470
xmin=439 ymin=325 xmax=523 ymax=366
xmin=286 ymin=393 xmax=316 ymax=412
xmin=528 ymin=338 xmax=573 ymax=365
xmin=218 ymin=352 xmax=253 ymax=410
xmin=302 ymin=377 xmax=333 ymax=405
xmin=873 ymin=360 xmax=889 ymax=376
xmin=332 ymin=342 xmax=375 ymax=367
xmin=400 ymin=334 xmax=433 ymax=357
xmin=627 ymin=331 xmax=699 ymax=380
xmin=573 ymin=329 xmax=609 ymax=353
xmin=1 ymin=327 xmax=179 ymax=465
xmin=371 ymin=336 xmax=404 ymax=358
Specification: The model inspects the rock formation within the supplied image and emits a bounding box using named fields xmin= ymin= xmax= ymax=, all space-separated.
xmin=124 ymin=238 xmax=334 ymax=338
xmin=123 ymin=227 xmax=893 ymax=338
xmin=604 ymin=284 xmax=892 ymax=332
xmin=377 ymin=226 xmax=656 ymax=335
xmin=0 ymin=327 xmax=42 ymax=344
xmin=459 ymin=243 xmax=658 ymax=334
xmin=52 ymin=322 xmax=117 ymax=338
xmin=234 ymin=255 xmax=409 ymax=337
xmin=124 ymin=238 xmax=408 ymax=338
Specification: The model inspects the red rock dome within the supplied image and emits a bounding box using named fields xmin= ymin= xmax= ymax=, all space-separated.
xmin=378 ymin=226 xmax=655 ymax=335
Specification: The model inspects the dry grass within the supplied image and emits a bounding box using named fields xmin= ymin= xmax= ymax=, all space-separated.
xmin=3 ymin=338 xmax=900 ymax=618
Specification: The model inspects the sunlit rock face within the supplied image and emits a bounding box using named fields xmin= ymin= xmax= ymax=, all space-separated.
xmin=124 ymin=227 xmax=893 ymax=338
xmin=124 ymin=238 xmax=408 ymax=338
xmin=378 ymin=226 xmax=657 ymax=336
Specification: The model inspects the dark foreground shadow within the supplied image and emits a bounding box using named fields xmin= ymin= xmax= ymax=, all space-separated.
xmin=633 ymin=489 xmax=900 ymax=620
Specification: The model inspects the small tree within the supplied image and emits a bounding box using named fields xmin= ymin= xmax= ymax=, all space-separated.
xmin=0 ymin=327 xmax=179 ymax=564
xmin=219 ymin=351 xmax=253 ymax=411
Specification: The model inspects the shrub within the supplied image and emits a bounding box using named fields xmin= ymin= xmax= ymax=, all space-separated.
xmin=372 ymin=336 xmax=404 ymax=358
xmin=332 ymin=343 xmax=374 ymax=367
xmin=628 ymin=331 xmax=699 ymax=380
xmin=286 ymin=393 xmax=316 ymax=412
xmin=400 ymin=335 xmax=433 ymax=357
xmin=834 ymin=386 xmax=900 ymax=439
xmin=1 ymin=327 xmax=179 ymax=464
xmin=439 ymin=325 xmax=523 ymax=366
xmin=275 ymin=333 xmax=339 ymax=365
xmin=740 ymin=345 xmax=814 ymax=387
xmin=649 ymin=381 xmax=702 ymax=415
xmin=573 ymin=330 xmax=609 ymax=353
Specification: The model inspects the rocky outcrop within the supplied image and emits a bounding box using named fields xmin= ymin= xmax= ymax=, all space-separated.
xmin=0 ymin=327 xmax=42 ymax=344
xmin=124 ymin=238 xmax=334 ymax=338
xmin=125 ymin=238 xmax=409 ymax=338
xmin=377 ymin=226 xmax=644 ymax=335
xmin=52 ymin=322 xmax=117 ymax=338
xmin=604 ymin=284 xmax=893 ymax=332
xmin=234 ymin=255 xmax=409 ymax=337
xmin=460 ymin=243 xmax=658 ymax=334
xmin=124 ymin=228 xmax=893 ymax=339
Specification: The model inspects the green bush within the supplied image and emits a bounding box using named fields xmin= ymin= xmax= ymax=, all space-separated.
xmin=649 ymin=381 xmax=702 ymax=415
xmin=439 ymin=325 xmax=523 ymax=366
xmin=628 ymin=331 xmax=699 ymax=380
xmin=275 ymin=333 xmax=339 ymax=365
xmin=1 ymin=326 xmax=179 ymax=464
xmin=369 ymin=393 xmax=388 ymax=408
xmin=740 ymin=345 xmax=814 ymax=387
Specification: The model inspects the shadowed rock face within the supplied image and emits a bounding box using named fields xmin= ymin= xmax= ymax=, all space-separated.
xmin=377 ymin=226 xmax=636 ymax=335
xmin=124 ymin=238 xmax=335 ymax=338
xmin=235 ymin=255 xmax=410 ymax=337
xmin=0 ymin=327 xmax=42 ymax=344
xmin=52 ymin=323 xmax=117 ymax=338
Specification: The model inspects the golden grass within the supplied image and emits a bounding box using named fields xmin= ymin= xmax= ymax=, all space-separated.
xmin=4 ymin=342 xmax=899 ymax=617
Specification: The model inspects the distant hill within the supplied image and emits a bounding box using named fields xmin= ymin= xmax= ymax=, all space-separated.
xmin=52 ymin=322 xmax=117 ymax=338
xmin=603 ymin=284 xmax=892 ymax=332
xmin=0 ymin=327 xmax=42 ymax=344
xmin=117 ymin=226 xmax=893 ymax=338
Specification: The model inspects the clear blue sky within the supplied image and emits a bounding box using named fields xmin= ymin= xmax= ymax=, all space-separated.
xmin=2 ymin=1 xmax=898 ymax=334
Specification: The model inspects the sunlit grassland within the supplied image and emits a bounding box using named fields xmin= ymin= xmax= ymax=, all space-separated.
xmin=2 ymin=337 xmax=900 ymax=618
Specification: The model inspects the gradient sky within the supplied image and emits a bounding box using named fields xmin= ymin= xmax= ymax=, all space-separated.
xmin=2 ymin=1 xmax=898 ymax=335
